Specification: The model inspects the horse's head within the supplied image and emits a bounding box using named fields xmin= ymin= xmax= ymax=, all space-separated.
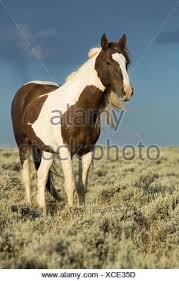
xmin=95 ymin=34 xmax=133 ymax=101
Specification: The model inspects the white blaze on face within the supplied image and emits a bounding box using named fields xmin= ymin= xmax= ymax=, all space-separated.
xmin=112 ymin=53 xmax=132 ymax=97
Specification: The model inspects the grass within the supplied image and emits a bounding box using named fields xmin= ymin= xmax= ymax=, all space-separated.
xmin=0 ymin=146 xmax=179 ymax=268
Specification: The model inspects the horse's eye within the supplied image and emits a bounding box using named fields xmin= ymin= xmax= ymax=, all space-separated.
xmin=106 ymin=61 xmax=111 ymax=65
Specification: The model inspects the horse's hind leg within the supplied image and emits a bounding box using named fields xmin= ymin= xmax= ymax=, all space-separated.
xmin=19 ymin=143 xmax=32 ymax=204
xmin=77 ymin=151 xmax=93 ymax=205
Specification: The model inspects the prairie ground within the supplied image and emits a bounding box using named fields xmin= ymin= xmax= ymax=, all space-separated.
xmin=0 ymin=146 xmax=179 ymax=269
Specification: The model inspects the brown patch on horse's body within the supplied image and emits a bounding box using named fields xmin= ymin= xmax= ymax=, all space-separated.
xmin=11 ymin=83 xmax=59 ymax=163
xmin=61 ymin=85 xmax=107 ymax=156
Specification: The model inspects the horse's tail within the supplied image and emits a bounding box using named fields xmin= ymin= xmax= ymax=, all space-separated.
xmin=31 ymin=146 xmax=60 ymax=201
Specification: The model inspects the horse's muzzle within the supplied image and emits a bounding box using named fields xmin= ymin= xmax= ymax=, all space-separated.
xmin=123 ymin=87 xmax=134 ymax=101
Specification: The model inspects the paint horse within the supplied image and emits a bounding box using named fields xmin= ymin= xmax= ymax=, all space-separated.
xmin=11 ymin=34 xmax=133 ymax=211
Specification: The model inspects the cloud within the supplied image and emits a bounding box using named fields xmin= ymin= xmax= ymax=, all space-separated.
xmin=0 ymin=23 xmax=58 ymax=60
xmin=156 ymin=31 xmax=179 ymax=44
xmin=16 ymin=24 xmax=56 ymax=59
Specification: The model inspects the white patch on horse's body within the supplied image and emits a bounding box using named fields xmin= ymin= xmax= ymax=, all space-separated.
xmin=24 ymin=80 xmax=60 ymax=87
xmin=31 ymin=53 xmax=105 ymax=150
xmin=65 ymin=71 xmax=77 ymax=82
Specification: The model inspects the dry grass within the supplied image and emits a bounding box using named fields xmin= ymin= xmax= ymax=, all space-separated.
xmin=0 ymin=147 xmax=179 ymax=268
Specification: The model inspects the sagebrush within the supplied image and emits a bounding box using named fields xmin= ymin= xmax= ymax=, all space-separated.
xmin=0 ymin=147 xmax=179 ymax=268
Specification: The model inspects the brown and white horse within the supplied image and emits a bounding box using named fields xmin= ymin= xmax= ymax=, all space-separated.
xmin=11 ymin=34 xmax=133 ymax=211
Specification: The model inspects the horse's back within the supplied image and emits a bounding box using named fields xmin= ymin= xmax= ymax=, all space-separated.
xmin=11 ymin=82 xmax=59 ymax=146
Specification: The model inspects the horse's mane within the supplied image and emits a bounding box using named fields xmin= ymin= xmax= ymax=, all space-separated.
xmin=88 ymin=48 xmax=101 ymax=58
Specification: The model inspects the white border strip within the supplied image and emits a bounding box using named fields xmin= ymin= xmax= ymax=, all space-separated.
xmin=0 ymin=269 xmax=178 ymax=281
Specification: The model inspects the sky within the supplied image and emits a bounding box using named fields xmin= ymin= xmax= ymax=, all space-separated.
xmin=0 ymin=0 xmax=179 ymax=147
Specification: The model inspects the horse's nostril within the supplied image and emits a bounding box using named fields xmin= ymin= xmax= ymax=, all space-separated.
xmin=131 ymin=88 xmax=134 ymax=96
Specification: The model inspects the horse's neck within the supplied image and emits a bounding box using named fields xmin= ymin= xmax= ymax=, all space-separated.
xmin=49 ymin=54 xmax=106 ymax=112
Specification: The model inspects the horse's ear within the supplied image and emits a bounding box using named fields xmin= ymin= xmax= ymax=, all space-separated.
xmin=101 ymin=33 xmax=108 ymax=50
xmin=119 ymin=34 xmax=126 ymax=49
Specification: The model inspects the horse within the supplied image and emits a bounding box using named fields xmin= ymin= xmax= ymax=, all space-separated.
xmin=11 ymin=33 xmax=133 ymax=212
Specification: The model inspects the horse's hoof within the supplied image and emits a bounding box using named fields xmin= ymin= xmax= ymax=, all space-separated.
xmin=25 ymin=198 xmax=32 ymax=205
xmin=34 ymin=199 xmax=47 ymax=214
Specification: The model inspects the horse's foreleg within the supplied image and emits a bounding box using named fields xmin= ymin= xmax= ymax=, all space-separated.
xmin=77 ymin=151 xmax=93 ymax=205
xmin=36 ymin=151 xmax=54 ymax=211
xmin=59 ymin=146 xmax=75 ymax=207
